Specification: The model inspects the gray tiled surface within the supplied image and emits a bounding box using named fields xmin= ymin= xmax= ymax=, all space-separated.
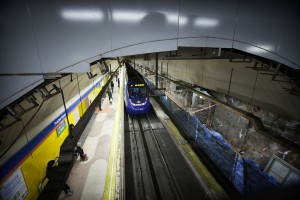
xmin=59 ymin=86 xmax=120 ymax=199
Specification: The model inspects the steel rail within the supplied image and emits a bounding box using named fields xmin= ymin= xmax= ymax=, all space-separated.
xmin=144 ymin=114 xmax=182 ymax=200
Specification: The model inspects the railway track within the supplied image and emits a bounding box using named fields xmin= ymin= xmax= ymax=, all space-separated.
xmin=124 ymin=108 xmax=216 ymax=200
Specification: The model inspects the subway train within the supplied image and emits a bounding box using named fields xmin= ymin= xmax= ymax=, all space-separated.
xmin=124 ymin=62 xmax=150 ymax=115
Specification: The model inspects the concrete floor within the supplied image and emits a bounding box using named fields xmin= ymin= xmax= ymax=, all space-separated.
xmin=59 ymin=84 xmax=121 ymax=200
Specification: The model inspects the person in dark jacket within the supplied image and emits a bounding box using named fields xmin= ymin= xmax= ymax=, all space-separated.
xmin=110 ymin=81 xmax=114 ymax=93
xmin=98 ymin=97 xmax=102 ymax=111
xmin=107 ymin=88 xmax=113 ymax=104
xmin=46 ymin=159 xmax=73 ymax=196
xmin=74 ymin=141 xmax=88 ymax=161
xmin=69 ymin=124 xmax=75 ymax=138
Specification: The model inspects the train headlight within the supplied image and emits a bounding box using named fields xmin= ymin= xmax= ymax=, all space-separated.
xmin=129 ymin=99 xmax=147 ymax=106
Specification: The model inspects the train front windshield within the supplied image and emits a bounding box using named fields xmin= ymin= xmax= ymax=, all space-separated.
xmin=129 ymin=84 xmax=147 ymax=98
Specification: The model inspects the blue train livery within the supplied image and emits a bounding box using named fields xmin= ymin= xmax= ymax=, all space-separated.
xmin=124 ymin=62 xmax=150 ymax=115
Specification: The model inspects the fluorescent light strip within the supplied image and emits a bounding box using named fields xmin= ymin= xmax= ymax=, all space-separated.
xmin=62 ymin=9 xmax=104 ymax=21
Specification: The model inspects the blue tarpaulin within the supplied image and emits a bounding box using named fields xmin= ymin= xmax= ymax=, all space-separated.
xmin=147 ymin=77 xmax=280 ymax=194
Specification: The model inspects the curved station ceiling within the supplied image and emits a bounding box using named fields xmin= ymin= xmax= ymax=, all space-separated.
xmin=1 ymin=0 xmax=299 ymax=111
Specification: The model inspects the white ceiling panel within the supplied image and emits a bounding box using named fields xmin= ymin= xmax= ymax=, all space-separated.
xmin=178 ymin=0 xmax=237 ymax=40
xmin=0 ymin=1 xmax=42 ymax=74
xmin=0 ymin=76 xmax=44 ymax=110
xmin=27 ymin=0 xmax=111 ymax=73
xmin=109 ymin=0 xmax=179 ymax=50
xmin=178 ymin=37 xmax=233 ymax=48
xmin=234 ymin=1 xmax=300 ymax=69
xmin=102 ymin=39 xmax=177 ymax=58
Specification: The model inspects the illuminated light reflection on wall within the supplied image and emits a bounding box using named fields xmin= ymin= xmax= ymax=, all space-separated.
xmin=158 ymin=10 xmax=188 ymax=26
xmin=194 ymin=18 xmax=219 ymax=27
xmin=112 ymin=10 xmax=147 ymax=23
xmin=163 ymin=12 xmax=189 ymax=26
xmin=247 ymin=45 xmax=274 ymax=53
xmin=61 ymin=9 xmax=104 ymax=22
xmin=179 ymin=16 xmax=188 ymax=26
xmin=165 ymin=13 xmax=178 ymax=24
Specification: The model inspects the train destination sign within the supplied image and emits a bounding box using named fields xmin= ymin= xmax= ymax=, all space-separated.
xmin=130 ymin=84 xmax=144 ymax=87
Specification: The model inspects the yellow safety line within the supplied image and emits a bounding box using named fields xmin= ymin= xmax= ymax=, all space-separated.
xmin=103 ymin=68 xmax=124 ymax=200
xmin=151 ymin=99 xmax=227 ymax=197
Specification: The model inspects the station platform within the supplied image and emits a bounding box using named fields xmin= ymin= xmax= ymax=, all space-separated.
xmin=59 ymin=79 xmax=123 ymax=200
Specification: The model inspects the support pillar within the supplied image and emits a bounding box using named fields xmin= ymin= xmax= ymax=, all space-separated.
xmin=155 ymin=53 xmax=158 ymax=89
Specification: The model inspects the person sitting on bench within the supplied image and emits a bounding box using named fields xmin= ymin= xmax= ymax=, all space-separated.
xmin=74 ymin=141 xmax=88 ymax=161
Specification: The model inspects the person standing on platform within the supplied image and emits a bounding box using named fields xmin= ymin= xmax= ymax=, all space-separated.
xmin=46 ymin=159 xmax=73 ymax=196
xmin=111 ymin=81 xmax=114 ymax=93
xmin=117 ymin=77 xmax=120 ymax=88
xmin=98 ymin=97 xmax=102 ymax=111
xmin=107 ymin=88 xmax=113 ymax=104
xmin=69 ymin=124 xmax=75 ymax=138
